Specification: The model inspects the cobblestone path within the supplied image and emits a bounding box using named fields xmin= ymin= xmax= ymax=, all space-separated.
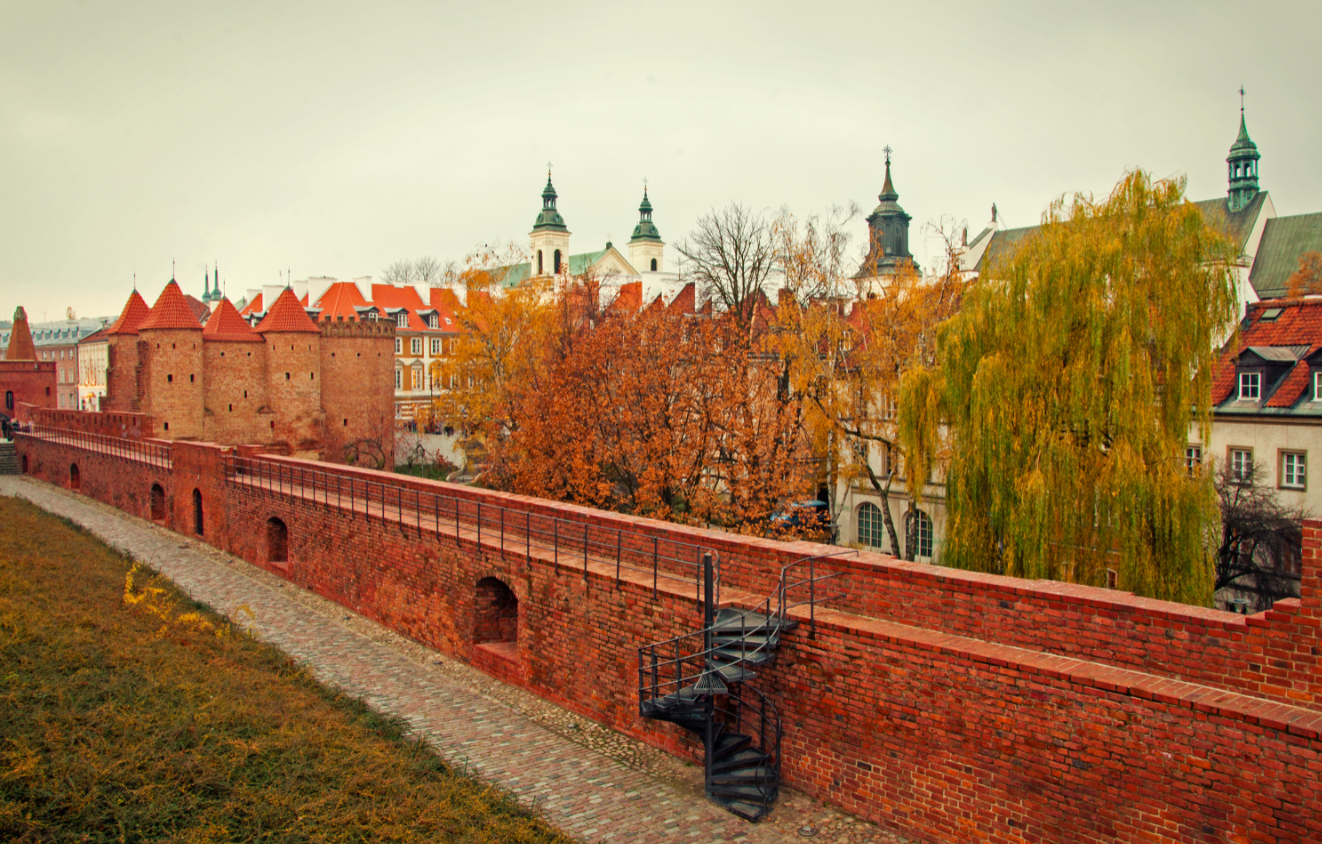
xmin=2 ymin=477 xmax=910 ymax=844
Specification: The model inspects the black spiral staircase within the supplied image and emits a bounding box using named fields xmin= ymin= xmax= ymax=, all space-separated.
xmin=638 ymin=552 xmax=846 ymax=822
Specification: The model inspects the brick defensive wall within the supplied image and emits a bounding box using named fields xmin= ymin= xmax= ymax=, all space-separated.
xmin=15 ymin=427 xmax=1322 ymax=843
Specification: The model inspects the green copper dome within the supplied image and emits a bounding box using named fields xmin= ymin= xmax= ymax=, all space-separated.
xmin=532 ymin=172 xmax=568 ymax=232
xmin=629 ymin=187 xmax=661 ymax=243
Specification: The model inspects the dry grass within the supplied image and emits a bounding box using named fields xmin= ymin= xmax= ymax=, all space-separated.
xmin=0 ymin=497 xmax=573 ymax=844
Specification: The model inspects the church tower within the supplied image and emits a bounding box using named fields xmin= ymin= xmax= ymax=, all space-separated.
xmin=855 ymin=147 xmax=918 ymax=280
xmin=1227 ymin=96 xmax=1261 ymax=213
xmin=627 ymin=187 xmax=665 ymax=273
xmin=530 ymin=170 xmax=570 ymax=277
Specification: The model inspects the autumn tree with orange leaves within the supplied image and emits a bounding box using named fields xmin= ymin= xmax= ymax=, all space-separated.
xmin=773 ymin=210 xmax=967 ymax=558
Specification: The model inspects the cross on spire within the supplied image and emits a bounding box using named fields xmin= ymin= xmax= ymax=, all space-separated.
xmin=883 ymin=145 xmax=892 ymax=165
xmin=1240 ymin=85 xmax=1245 ymax=115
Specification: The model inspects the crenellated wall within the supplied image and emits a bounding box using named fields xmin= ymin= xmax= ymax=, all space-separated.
xmin=15 ymin=430 xmax=1322 ymax=844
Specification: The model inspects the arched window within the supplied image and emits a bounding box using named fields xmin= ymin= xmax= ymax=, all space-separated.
xmin=537 ymin=250 xmax=543 ymax=275
xmin=856 ymin=502 xmax=885 ymax=549
xmin=149 ymin=483 xmax=166 ymax=522
xmin=192 ymin=488 xmax=204 ymax=536
xmin=553 ymin=249 xmax=562 ymax=274
xmin=4 ymin=391 xmax=12 ymax=411
xmin=905 ymin=508 xmax=934 ymax=559
xmin=69 ymin=463 xmax=80 ymax=492
xmin=650 ymin=258 xmax=657 ymax=271
xmin=474 ymin=577 xmax=518 ymax=647
xmin=266 ymin=517 xmax=288 ymax=563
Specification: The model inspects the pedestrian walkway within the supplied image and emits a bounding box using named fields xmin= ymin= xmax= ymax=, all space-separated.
xmin=1 ymin=476 xmax=906 ymax=844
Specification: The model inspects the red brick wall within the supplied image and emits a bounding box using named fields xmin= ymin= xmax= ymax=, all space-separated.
xmin=0 ymin=360 xmax=56 ymax=421
xmin=103 ymin=335 xmax=139 ymax=413
xmin=139 ymin=328 xmax=205 ymax=439
xmin=262 ymin=333 xmax=322 ymax=456
xmin=202 ymin=341 xmax=270 ymax=446
xmin=319 ymin=320 xmax=396 ymax=466
xmin=16 ymin=432 xmax=1322 ymax=843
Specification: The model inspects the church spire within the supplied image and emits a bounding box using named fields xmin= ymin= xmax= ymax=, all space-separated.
xmin=855 ymin=145 xmax=917 ymax=279
xmin=630 ymin=184 xmax=661 ymax=243
xmin=1227 ymin=87 xmax=1261 ymax=213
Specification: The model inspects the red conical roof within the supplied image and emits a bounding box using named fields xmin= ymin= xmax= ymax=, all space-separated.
xmin=255 ymin=287 xmax=319 ymax=333
xmin=202 ymin=298 xmax=262 ymax=342
xmin=4 ymin=306 xmax=36 ymax=360
xmin=138 ymin=281 xmax=203 ymax=331
xmin=105 ymin=290 xmax=152 ymax=336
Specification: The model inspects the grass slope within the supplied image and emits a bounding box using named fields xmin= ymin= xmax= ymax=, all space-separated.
xmin=0 ymin=497 xmax=571 ymax=844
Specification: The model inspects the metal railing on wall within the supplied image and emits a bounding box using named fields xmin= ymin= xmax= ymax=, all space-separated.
xmin=225 ymin=452 xmax=718 ymax=603
xmin=19 ymin=424 xmax=172 ymax=468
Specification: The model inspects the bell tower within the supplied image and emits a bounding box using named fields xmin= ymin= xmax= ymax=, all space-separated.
xmin=855 ymin=146 xmax=918 ymax=280
xmin=628 ymin=185 xmax=665 ymax=273
xmin=1227 ymin=88 xmax=1261 ymax=213
xmin=530 ymin=167 xmax=570 ymax=277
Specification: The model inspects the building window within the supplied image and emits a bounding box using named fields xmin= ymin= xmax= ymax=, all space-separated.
xmin=411 ymin=337 xmax=422 ymax=355
xmin=554 ymin=249 xmax=562 ymax=274
xmin=395 ymin=368 xmax=403 ymax=390
xmin=1185 ymin=445 xmax=1202 ymax=473
xmin=651 ymin=258 xmax=657 ymax=271
xmin=1238 ymin=371 xmax=1261 ymax=401
xmin=395 ymin=337 xmax=402 ymax=355
xmin=856 ymin=502 xmax=885 ymax=549
xmin=395 ymin=313 xmax=408 ymax=328
xmin=905 ymin=508 xmax=933 ymax=558
xmin=430 ymin=338 xmax=442 ymax=355
xmin=537 ymin=250 xmax=543 ymax=275
xmin=1230 ymin=448 xmax=1253 ymax=482
xmin=412 ymin=367 xmax=423 ymax=391
xmin=1314 ymin=371 xmax=1322 ymax=401
xmin=429 ymin=315 xmax=439 ymax=329
xmin=1281 ymin=452 xmax=1307 ymax=490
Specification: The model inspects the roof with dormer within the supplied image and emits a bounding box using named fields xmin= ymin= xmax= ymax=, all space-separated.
xmin=255 ymin=288 xmax=319 ymax=333
xmin=138 ymin=281 xmax=203 ymax=331
xmin=312 ymin=282 xmax=370 ymax=322
xmin=1211 ymin=298 xmax=1322 ymax=415
xmin=105 ymin=290 xmax=152 ymax=336
xmin=202 ymin=298 xmax=262 ymax=342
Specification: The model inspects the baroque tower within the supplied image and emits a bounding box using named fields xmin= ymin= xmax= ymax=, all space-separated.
xmin=1227 ymin=95 xmax=1261 ymax=213
xmin=856 ymin=147 xmax=918 ymax=279
xmin=530 ymin=170 xmax=570 ymax=277
xmin=627 ymin=187 xmax=665 ymax=273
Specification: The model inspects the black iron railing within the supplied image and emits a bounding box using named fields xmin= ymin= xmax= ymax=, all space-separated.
xmin=225 ymin=452 xmax=717 ymax=601
xmin=19 ymin=424 xmax=172 ymax=468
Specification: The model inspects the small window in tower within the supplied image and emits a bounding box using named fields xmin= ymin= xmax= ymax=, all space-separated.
xmin=537 ymin=250 xmax=543 ymax=275
xmin=189 ymin=374 xmax=194 ymax=382
xmin=343 ymin=418 xmax=348 ymax=426
xmin=167 ymin=374 xmax=173 ymax=383
xmin=243 ymin=390 xmax=248 ymax=398
xmin=285 ymin=372 xmax=290 ymax=380
xmin=554 ymin=249 xmax=562 ymax=273
xmin=651 ymin=258 xmax=657 ymax=271
xmin=172 ymin=343 xmax=176 ymax=350
xmin=270 ymin=421 xmax=275 ymax=429
xmin=310 ymin=372 xmax=314 ymax=379
xmin=228 ymin=404 xmax=233 ymax=412
xmin=164 ymin=422 xmax=169 ymax=431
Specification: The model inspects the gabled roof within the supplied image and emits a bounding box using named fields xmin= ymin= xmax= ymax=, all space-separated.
xmin=78 ymin=327 xmax=108 ymax=346
xmin=239 ymin=293 xmax=263 ymax=317
xmin=667 ymin=282 xmax=696 ymax=316
xmin=3 ymin=306 xmax=35 ymax=360
xmin=371 ymin=284 xmax=434 ymax=331
xmin=184 ymin=294 xmax=210 ymax=324
xmin=1249 ymin=212 xmax=1322 ymax=299
xmin=202 ymin=298 xmax=263 ymax=342
xmin=312 ymin=281 xmax=369 ymax=321
xmin=1211 ymin=298 xmax=1322 ymax=413
xmin=138 ymin=281 xmax=203 ymax=331
xmin=973 ymin=226 xmax=1038 ymax=274
xmin=254 ymin=288 xmax=319 ymax=333
xmin=105 ymin=290 xmax=152 ymax=336
xmin=1190 ymin=191 xmax=1270 ymax=254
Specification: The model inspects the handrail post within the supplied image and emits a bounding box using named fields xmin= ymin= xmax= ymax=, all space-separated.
xmin=500 ymin=508 xmax=505 ymax=556
xmin=526 ymin=512 xmax=531 ymax=562
xmin=477 ymin=501 xmax=481 ymax=546
xmin=809 ymin=556 xmax=817 ymax=640
xmin=583 ymin=523 xmax=589 ymax=581
xmin=554 ymin=519 xmax=558 ymax=565
xmin=615 ymin=530 xmax=621 ymax=586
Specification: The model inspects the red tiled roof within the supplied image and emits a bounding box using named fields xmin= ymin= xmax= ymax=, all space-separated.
xmin=312 ymin=281 xmax=369 ymax=322
xmin=184 ymin=294 xmax=210 ymax=324
xmin=138 ymin=281 xmax=203 ymax=331
xmin=1211 ymin=299 xmax=1322 ymax=407
xmin=371 ymin=284 xmax=431 ymax=331
xmin=612 ymin=281 xmax=642 ymax=313
xmin=668 ymin=282 xmax=696 ymax=316
xmin=255 ymin=288 xmax=319 ymax=334
xmin=239 ymin=293 xmax=263 ymax=316
xmin=202 ymin=298 xmax=262 ymax=342
xmin=105 ymin=290 xmax=152 ymax=336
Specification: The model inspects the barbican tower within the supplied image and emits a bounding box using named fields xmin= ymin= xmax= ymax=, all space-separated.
xmin=856 ymin=147 xmax=918 ymax=280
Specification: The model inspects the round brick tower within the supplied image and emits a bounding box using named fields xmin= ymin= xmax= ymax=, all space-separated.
xmin=201 ymin=297 xmax=268 ymax=444
xmin=137 ymin=280 xmax=204 ymax=438
xmin=254 ymin=288 xmax=323 ymax=456
xmin=101 ymin=290 xmax=152 ymax=413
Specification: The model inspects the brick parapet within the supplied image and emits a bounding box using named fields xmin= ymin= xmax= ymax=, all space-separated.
xmin=15 ymin=435 xmax=1322 ymax=842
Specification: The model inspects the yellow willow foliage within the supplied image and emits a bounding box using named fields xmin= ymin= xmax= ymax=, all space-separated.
xmin=899 ymin=171 xmax=1237 ymax=604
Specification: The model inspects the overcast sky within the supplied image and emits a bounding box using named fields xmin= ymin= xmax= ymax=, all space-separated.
xmin=3 ymin=0 xmax=1319 ymax=324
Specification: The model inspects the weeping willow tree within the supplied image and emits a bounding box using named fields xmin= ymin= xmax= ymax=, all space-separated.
xmin=898 ymin=171 xmax=1238 ymax=605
